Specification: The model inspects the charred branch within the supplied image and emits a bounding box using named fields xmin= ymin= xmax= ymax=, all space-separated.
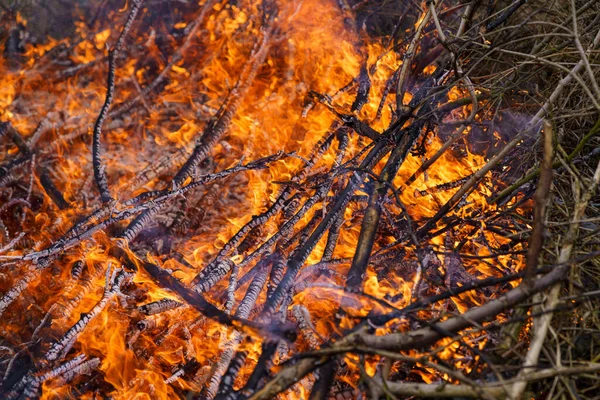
xmin=0 ymin=122 xmax=68 ymax=209
xmin=138 ymin=298 xmax=183 ymax=315
xmin=46 ymin=267 xmax=131 ymax=362
xmin=131 ymin=252 xmax=294 ymax=341
xmin=92 ymin=0 xmax=144 ymax=203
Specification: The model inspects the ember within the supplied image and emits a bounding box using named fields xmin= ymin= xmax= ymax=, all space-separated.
xmin=2 ymin=0 xmax=600 ymax=399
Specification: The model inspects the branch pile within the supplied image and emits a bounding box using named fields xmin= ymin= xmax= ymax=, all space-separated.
xmin=1 ymin=0 xmax=600 ymax=398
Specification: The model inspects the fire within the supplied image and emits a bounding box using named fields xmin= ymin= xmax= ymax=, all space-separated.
xmin=0 ymin=0 xmax=529 ymax=398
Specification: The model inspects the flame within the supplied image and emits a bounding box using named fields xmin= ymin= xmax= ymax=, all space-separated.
xmin=0 ymin=0 xmax=529 ymax=398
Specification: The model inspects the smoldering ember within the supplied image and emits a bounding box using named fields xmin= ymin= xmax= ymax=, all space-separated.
xmin=1 ymin=0 xmax=600 ymax=398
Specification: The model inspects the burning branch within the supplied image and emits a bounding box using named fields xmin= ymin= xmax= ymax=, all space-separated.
xmin=92 ymin=0 xmax=144 ymax=203
xmin=171 ymin=26 xmax=273 ymax=189
xmin=133 ymin=254 xmax=294 ymax=341
xmin=46 ymin=266 xmax=132 ymax=362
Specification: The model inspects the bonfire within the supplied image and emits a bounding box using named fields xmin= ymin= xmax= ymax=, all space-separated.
xmin=1 ymin=0 xmax=600 ymax=398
